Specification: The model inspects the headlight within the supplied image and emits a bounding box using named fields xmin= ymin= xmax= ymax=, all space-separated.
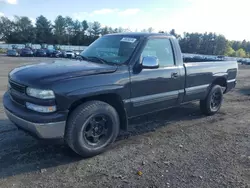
xmin=26 ymin=102 xmax=56 ymax=113
xmin=26 ymin=87 xmax=55 ymax=99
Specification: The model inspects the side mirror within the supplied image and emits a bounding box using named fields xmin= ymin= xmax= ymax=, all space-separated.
xmin=142 ymin=56 xmax=159 ymax=69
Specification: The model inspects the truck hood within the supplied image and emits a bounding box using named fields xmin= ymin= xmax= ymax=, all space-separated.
xmin=9 ymin=59 xmax=117 ymax=86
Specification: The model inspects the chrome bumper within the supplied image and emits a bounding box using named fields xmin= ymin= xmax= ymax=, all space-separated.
xmin=4 ymin=109 xmax=66 ymax=139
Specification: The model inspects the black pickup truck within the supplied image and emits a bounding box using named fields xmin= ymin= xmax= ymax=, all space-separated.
xmin=3 ymin=33 xmax=238 ymax=157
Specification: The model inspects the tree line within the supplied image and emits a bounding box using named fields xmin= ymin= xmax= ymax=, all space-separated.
xmin=0 ymin=15 xmax=134 ymax=46
xmin=170 ymin=30 xmax=250 ymax=58
xmin=0 ymin=15 xmax=249 ymax=57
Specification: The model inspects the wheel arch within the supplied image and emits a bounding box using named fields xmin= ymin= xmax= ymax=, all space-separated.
xmin=211 ymin=76 xmax=227 ymax=93
xmin=67 ymin=93 xmax=128 ymax=131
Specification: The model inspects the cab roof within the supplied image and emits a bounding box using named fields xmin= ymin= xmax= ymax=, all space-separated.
xmin=105 ymin=32 xmax=172 ymax=38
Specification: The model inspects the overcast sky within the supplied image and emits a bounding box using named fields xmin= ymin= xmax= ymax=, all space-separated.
xmin=0 ymin=0 xmax=249 ymax=41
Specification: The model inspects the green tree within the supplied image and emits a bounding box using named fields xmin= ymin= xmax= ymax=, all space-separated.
xmin=101 ymin=26 xmax=109 ymax=35
xmin=113 ymin=28 xmax=119 ymax=33
xmin=0 ymin=16 xmax=14 ymax=42
xmin=79 ymin=20 xmax=89 ymax=45
xmin=214 ymin=35 xmax=227 ymax=55
xmin=225 ymin=45 xmax=235 ymax=57
xmin=107 ymin=27 xmax=113 ymax=34
xmin=242 ymin=40 xmax=247 ymax=51
xmin=231 ymin=41 xmax=242 ymax=51
xmin=35 ymin=15 xmax=53 ymax=44
xmin=123 ymin=28 xmax=131 ymax=32
xmin=235 ymin=48 xmax=246 ymax=57
xmin=65 ymin=16 xmax=74 ymax=45
xmin=170 ymin=29 xmax=180 ymax=39
xmin=53 ymin=15 xmax=66 ymax=44
xmin=246 ymin=42 xmax=250 ymax=54
xmin=179 ymin=32 xmax=202 ymax=54
xmin=147 ymin=27 xmax=154 ymax=33
xmin=117 ymin=27 xmax=124 ymax=33
xmin=92 ymin=22 xmax=101 ymax=36
xmin=71 ymin=20 xmax=81 ymax=45
xmin=81 ymin=20 xmax=88 ymax=34
xmin=90 ymin=21 xmax=101 ymax=36
xmin=12 ymin=16 xmax=35 ymax=43
xmin=199 ymin=32 xmax=216 ymax=55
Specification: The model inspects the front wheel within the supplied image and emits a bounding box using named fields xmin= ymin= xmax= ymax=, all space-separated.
xmin=65 ymin=101 xmax=120 ymax=157
xmin=200 ymin=85 xmax=223 ymax=116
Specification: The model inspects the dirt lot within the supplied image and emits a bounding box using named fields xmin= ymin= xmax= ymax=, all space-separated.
xmin=0 ymin=55 xmax=249 ymax=188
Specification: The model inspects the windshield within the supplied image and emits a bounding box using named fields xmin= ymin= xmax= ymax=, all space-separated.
xmin=80 ymin=35 xmax=139 ymax=64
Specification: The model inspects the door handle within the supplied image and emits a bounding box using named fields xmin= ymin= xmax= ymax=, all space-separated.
xmin=171 ymin=72 xmax=179 ymax=78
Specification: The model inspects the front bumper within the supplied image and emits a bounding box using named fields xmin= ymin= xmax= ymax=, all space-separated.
xmin=3 ymin=92 xmax=67 ymax=139
xmin=5 ymin=109 xmax=66 ymax=139
xmin=225 ymin=79 xmax=237 ymax=93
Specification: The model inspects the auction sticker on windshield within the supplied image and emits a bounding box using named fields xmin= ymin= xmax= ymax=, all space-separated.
xmin=121 ymin=37 xmax=137 ymax=43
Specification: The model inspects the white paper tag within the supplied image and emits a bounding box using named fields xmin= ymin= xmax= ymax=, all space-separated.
xmin=121 ymin=37 xmax=137 ymax=43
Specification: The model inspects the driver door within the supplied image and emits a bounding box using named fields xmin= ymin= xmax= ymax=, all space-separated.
xmin=129 ymin=37 xmax=182 ymax=117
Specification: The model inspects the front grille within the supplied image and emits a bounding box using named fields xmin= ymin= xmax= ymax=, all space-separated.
xmin=8 ymin=80 xmax=26 ymax=106
xmin=9 ymin=80 xmax=25 ymax=93
xmin=10 ymin=95 xmax=25 ymax=105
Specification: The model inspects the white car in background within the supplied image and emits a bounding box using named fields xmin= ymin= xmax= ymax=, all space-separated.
xmin=74 ymin=51 xmax=80 ymax=56
xmin=64 ymin=50 xmax=75 ymax=58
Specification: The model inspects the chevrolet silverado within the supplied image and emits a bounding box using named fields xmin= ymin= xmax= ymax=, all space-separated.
xmin=3 ymin=33 xmax=238 ymax=157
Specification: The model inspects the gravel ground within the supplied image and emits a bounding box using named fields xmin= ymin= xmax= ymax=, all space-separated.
xmin=0 ymin=56 xmax=249 ymax=188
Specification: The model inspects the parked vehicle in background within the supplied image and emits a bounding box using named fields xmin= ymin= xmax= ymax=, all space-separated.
xmin=217 ymin=55 xmax=225 ymax=60
xmin=46 ymin=49 xmax=55 ymax=57
xmin=183 ymin=55 xmax=224 ymax=63
xmin=51 ymin=50 xmax=63 ymax=58
xmin=35 ymin=49 xmax=47 ymax=57
xmin=75 ymin=54 xmax=82 ymax=60
xmin=3 ymin=33 xmax=238 ymax=158
xmin=7 ymin=49 xmax=19 ymax=57
xmin=11 ymin=44 xmax=19 ymax=50
xmin=237 ymin=59 xmax=243 ymax=63
xmin=74 ymin=51 xmax=80 ymax=56
xmin=24 ymin=43 xmax=36 ymax=53
xmin=64 ymin=50 xmax=75 ymax=58
xmin=20 ymin=48 xmax=34 ymax=57
xmin=241 ymin=59 xmax=250 ymax=65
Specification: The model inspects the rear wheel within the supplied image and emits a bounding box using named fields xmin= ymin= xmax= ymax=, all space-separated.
xmin=200 ymin=85 xmax=223 ymax=115
xmin=65 ymin=101 xmax=120 ymax=157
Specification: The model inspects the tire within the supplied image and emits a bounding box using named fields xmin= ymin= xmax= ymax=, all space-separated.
xmin=65 ymin=101 xmax=120 ymax=157
xmin=200 ymin=85 xmax=223 ymax=116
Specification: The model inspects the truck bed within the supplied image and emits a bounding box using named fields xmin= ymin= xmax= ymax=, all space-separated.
xmin=182 ymin=61 xmax=238 ymax=102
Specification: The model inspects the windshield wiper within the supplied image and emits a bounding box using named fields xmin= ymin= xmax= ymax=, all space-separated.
xmin=86 ymin=56 xmax=109 ymax=65
xmin=80 ymin=55 xmax=117 ymax=65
